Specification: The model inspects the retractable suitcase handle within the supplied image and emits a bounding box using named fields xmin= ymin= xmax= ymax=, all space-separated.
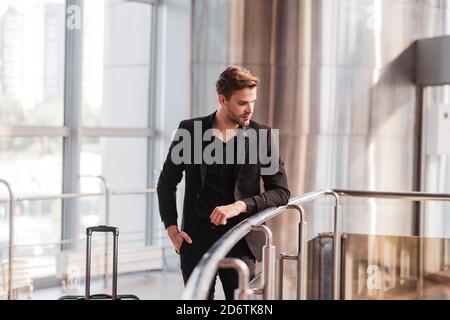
xmin=86 ymin=225 xmax=119 ymax=235
xmin=85 ymin=225 xmax=119 ymax=300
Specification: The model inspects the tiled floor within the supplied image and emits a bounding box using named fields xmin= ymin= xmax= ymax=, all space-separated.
xmin=29 ymin=269 xmax=225 ymax=300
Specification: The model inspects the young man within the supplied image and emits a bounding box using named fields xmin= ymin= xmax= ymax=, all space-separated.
xmin=157 ymin=66 xmax=290 ymax=300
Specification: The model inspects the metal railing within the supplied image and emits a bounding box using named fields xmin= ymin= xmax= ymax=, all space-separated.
xmin=0 ymin=179 xmax=15 ymax=300
xmin=182 ymin=189 xmax=450 ymax=300
xmin=0 ymin=176 xmax=158 ymax=300
xmin=182 ymin=190 xmax=337 ymax=300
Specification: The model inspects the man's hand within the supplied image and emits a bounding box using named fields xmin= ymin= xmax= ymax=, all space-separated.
xmin=166 ymin=225 xmax=192 ymax=253
xmin=210 ymin=201 xmax=247 ymax=226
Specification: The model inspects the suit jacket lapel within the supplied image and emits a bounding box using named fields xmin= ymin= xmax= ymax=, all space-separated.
xmin=200 ymin=111 xmax=216 ymax=188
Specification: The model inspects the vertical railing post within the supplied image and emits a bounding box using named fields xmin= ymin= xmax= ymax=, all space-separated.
xmin=112 ymin=227 xmax=119 ymax=300
xmin=78 ymin=175 xmax=111 ymax=288
xmin=278 ymin=254 xmax=284 ymax=299
xmin=85 ymin=227 xmax=92 ymax=300
xmin=251 ymin=225 xmax=276 ymax=299
xmin=327 ymin=191 xmax=341 ymax=300
xmin=287 ymin=204 xmax=307 ymax=300
xmin=219 ymin=258 xmax=252 ymax=300
xmin=277 ymin=253 xmax=297 ymax=299
xmin=418 ymin=228 xmax=424 ymax=297
xmin=0 ymin=179 xmax=15 ymax=300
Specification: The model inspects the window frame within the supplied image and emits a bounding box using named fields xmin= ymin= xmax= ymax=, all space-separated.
xmin=0 ymin=0 xmax=160 ymax=250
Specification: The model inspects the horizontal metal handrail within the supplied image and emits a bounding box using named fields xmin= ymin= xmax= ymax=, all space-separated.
xmin=182 ymin=189 xmax=450 ymax=300
xmin=0 ymin=188 xmax=157 ymax=203
xmin=333 ymin=189 xmax=450 ymax=201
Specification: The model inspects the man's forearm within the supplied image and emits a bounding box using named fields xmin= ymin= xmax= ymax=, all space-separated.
xmin=240 ymin=186 xmax=290 ymax=215
xmin=157 ymin=184 xmax=179 ymax=229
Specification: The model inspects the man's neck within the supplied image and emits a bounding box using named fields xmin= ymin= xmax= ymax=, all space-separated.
xmin=214 ymin=107 xmax=239 ymax=142
xmin=214 ymin=107 xmax=239 ymax=130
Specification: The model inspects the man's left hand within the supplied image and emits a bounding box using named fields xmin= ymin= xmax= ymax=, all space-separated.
xmin=210 ymin=201 xmax=247 ymax=226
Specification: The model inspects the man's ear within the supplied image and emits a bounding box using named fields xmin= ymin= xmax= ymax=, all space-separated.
xmin=218 ymin=94 xmax=227 ymax=107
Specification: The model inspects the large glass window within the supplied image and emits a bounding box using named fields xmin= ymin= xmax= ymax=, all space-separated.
xmin=80 ymin=137 xmax=148 ymax=187
xmin=0 ymin=0 xmax=65 ymax=126
xmin=78 ymin=0 xmax=157 ymax=255
xmin=80 ymin=137 xmax=148 ymax=235
xmin=0 ymin=137 xmax=63 ymax=195
xmin=0 ymin=136 xmax=63 ymax=281
xmin=81 ymin=0 xmax=153 ymax=127
xmin=0 ymin=137 xmax=63 ymax=253
xmin=0 ymin=0 xmax=159 ymax=293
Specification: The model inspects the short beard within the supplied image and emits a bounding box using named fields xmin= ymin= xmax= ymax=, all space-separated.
xmin=225 ymin=108 xmax=244 ymax=127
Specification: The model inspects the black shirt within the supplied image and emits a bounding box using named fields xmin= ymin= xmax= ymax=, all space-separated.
xmin=194 ymin=135 xmax=238 ymax=222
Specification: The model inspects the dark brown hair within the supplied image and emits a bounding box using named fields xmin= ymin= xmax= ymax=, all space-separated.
xmin=215 ymin=65 xmax=260 ymax=100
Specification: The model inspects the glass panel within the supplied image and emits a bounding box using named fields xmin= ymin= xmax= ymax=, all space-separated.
xmin=80 ymin=137 xmax=148 ymax=238
xmin=0 ymin=137 xmax=63 ymax=195
xmin=422 ymin=85 xmax=450 ymax=238
xmin=78 ymin=194 xmax=104 ymax=237
xmin=110 ymin=194 xmax=146 ymax=247
xmin=14 ymin=199 xmax=62 ymax=277
xmin=81 ymin=0 xmax=153 ymax=127
xmin=342 ymin=234 xmax=450 ymax=300
xmin=306 ymin=233 xmax=450 ymax=300
xmin=0 ymin=0 xmax=65 ymax=126
xmin=80 ymin=137 xmax=148 ymax=187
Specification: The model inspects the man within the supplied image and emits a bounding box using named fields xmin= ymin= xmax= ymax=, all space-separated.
xmin=157 ymin=66 xmax=290 ymax=300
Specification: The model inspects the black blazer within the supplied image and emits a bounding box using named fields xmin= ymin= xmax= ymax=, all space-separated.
xmin=157 ymin=111 xmax=290 ymax=261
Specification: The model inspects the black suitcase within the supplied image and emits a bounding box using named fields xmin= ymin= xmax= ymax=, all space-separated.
xmin=58 ymin=225 xmax=139 ymax=300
